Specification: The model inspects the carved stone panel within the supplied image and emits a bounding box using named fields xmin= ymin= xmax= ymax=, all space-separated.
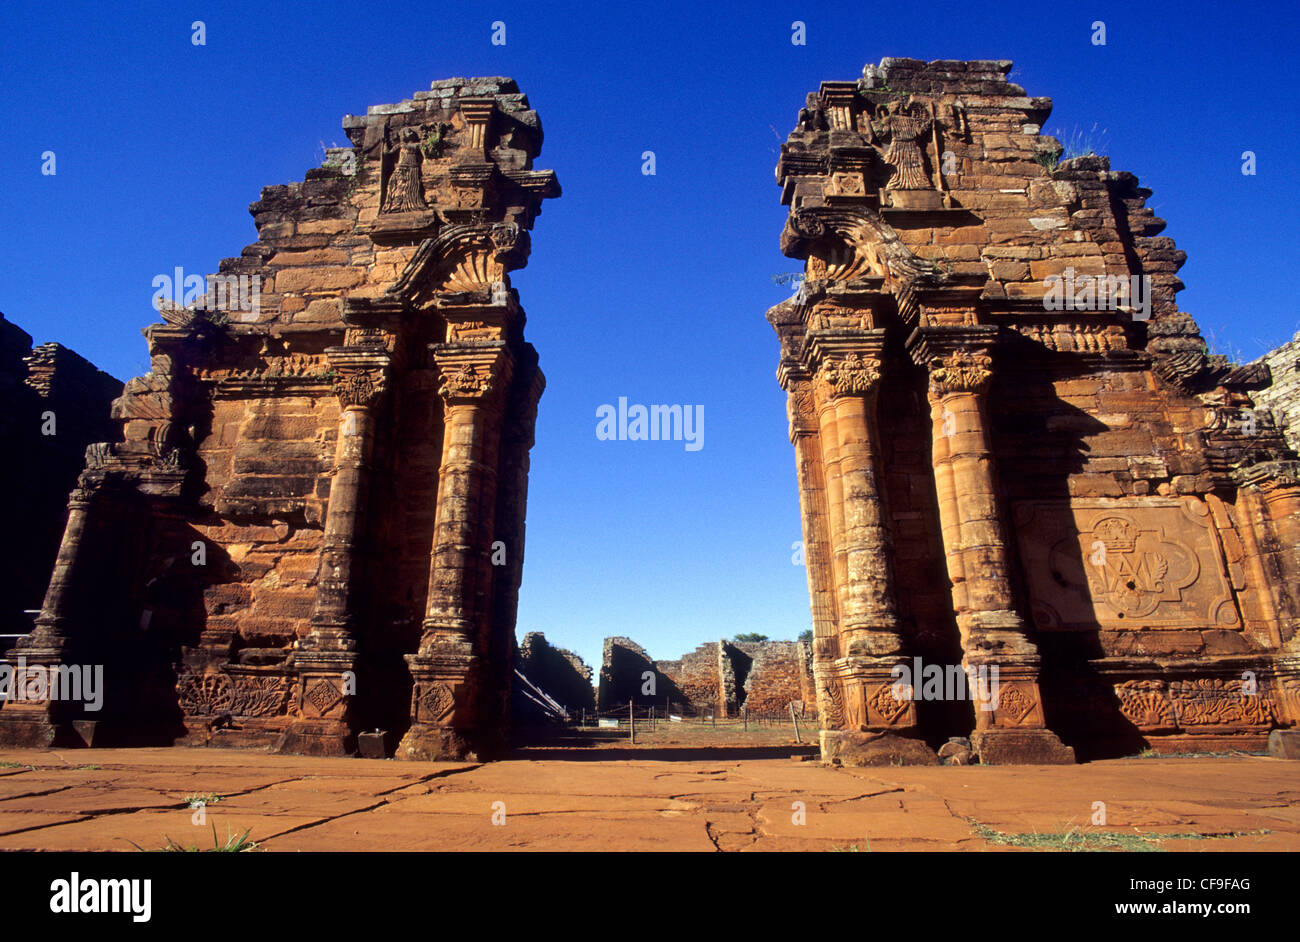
xmin=992 ymin=682 xmax=1044 ymax=728
xmin=303 ymin=676 xmax=344 ymax=717
xmin=1114 ymin=678 xmax=1276 ymax=731
xmin=415 ymin=681 xmax=457 ymax=724
xmin=1012 ymin=498 xmax=1240 ymax=631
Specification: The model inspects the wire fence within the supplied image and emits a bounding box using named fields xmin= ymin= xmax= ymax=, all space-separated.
xmin=571 ymin=701 xmax=814 ymax=741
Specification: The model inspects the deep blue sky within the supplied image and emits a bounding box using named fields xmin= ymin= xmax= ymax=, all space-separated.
xmin=3 ymin=0 xmax=1297 ymax=674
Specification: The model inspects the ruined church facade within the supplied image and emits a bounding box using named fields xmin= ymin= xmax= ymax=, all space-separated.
xmin=768 ymin=59 xmax=1300 ymax=764
xmin=0 ymin=78 xmax=558 ymax=760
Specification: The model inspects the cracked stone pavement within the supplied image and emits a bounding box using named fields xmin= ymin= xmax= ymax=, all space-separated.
xmin=0 ymin=748 xmax=1295 ymax=851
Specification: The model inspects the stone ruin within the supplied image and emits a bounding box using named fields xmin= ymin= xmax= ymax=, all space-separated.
xmin=5 ymin=61 xmax=1300 ymax=768
xmin=768 ymin=58 xmax=1300 ymax=764
xmin=597 ymin=636 xmax=816 ymax=718
xmin=0 ymin=314 xmax=123 ymax=633
xmin=1252 ymin=331 xmax=1300 ymax=455
xmin=0 ymin=78 xmax=558 ymax=760
xmin=516 ymin=631 xmax=595 ymax=718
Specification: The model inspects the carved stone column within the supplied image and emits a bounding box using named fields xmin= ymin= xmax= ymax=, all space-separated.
xmin=805 ymin=331 xmax=928 ymax=761
xmin=0 ymin=484 xmax=99 ymax=746
xmin=279 ymin=351 xmax=390 ymax=756
xmin=778 ymin=365 xmax=840 ymax=727
xmin=1234 ymin=461 xmax=1300 ymax=742
xmin=399 ymin=344 xmax=511 ymax=760
xmin=911 ymin=325 xmax=1074 ymax=763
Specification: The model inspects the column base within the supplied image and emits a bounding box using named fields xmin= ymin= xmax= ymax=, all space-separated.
xmin=0 ymin=701 xmax=92 ymax=748
xmin=0 ymin=711 xmax=63 ymax=748
xmin=820 ymin=729 xmax=939 ymax=766
xmin=971 ymin=728 xmax=1075 ymax=765
xmin=396 ymin=723 xmax=476 ymax=761
xmin=276 ymin=718 xmax=357 ymax=757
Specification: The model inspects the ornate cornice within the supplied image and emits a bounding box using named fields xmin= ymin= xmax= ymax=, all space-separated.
xmin=780 ymin=205 xmax=945 ymax=323
xmin=387 ymin=222 xmax=530 ymax=301
xmin=1232 ymin=459 xmax=1300 ymax=492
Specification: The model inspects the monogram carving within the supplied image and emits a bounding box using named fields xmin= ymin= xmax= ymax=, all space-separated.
xmin=1013 ymin=500 xmax=1239 ymax=631
xmin=1084 ymin=516 xmax=1192 ymax=619
xmin=305 ymin=678 xmax=344 ymax=716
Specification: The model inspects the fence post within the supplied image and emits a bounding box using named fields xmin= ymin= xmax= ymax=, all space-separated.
xmin=629 ymin=699 xmax=635 ymax=745
xmin=743 ymin=706 xmax=747 ymax=732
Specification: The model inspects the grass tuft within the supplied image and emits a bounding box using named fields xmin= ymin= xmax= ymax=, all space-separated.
xmin=130 ymin=823 xmax=258 ymax=853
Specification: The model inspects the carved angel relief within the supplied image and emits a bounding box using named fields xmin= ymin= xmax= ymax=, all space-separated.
xmin=381 ymin=127 xmax=428 ymax=214
xmin=874 ymin=102 xmax=933 ymax=191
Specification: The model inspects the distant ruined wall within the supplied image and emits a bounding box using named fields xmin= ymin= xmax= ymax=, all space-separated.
xmin=0 ymin=313 xmax=122 ymax=631
xmin=733 ymin=641 xmax=816 ymax=716
xmin=599 ymin=636 xmax=816 ymax=717
xmin=597 ymin=636 xmax=657 ymax=709
xmin=654 ymin=642 xmax=725 ymax=714
xmin=518 ymin=631 xmax=595 ymax=713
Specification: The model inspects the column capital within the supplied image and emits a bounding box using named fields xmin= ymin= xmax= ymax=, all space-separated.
xmin=431 ymin=343 xmax=512 ymax=404
xmin=928 ymin=348 xmax=993 ymax=397
xmin=908 ymin=325 xmax=998 ymax=397
xmin=802 ymin=329 xmax=887 ymax=404
xmin=326 ymin=348 xmax=392 ymax=407
xmin=331 ymin=366 xmax=389 ymax=408
xmin=781 ymin=370 xmax=820 ymax=440
xmin=814 ymin=353 xmax=882 ymax=403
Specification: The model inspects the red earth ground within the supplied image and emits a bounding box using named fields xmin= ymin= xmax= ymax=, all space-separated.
xmin=0 ymin=736 xmax=1295 ymax=851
